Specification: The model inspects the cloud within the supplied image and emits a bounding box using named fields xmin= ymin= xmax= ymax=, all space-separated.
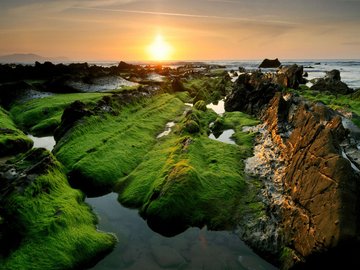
xmin=70 ymin=6 xmax=297 ymax=26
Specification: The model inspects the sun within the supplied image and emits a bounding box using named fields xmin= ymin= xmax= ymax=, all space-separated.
xmin=148 ymin=35 xmax=172 ymax=61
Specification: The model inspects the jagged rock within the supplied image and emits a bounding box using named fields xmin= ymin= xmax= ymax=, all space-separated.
xmin=224 ymin=73 xmax=281 ymax=114
xmin=274 ymin=65 xmax=306 ymax=89
xmin=259 ymin=58 xmax=281 ymax=68
xmin=262 ymin=93 xmax=360 ymax=268
xmin=310 ymin=69 xmax=353 ymax=94
xmin=228 ymin=76 xmax=360 ymax=268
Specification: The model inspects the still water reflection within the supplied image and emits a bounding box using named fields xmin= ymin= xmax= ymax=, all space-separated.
xmin=86 ymin=193 xmax=277 ymax=270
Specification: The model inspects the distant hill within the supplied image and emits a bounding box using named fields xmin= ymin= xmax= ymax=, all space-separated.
xmin=0 ymin=53 xmax=69 ymax=64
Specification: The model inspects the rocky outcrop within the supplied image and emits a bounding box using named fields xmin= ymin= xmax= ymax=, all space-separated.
xmin=265 ymin=94 xmax=360 ymax=269
xmin=224 ymin=72 xmax=281 ymax=114
xmin=310 ymin=69 xmax=353 ymax=94
xmin=227 ymin=78 xmax=360 ymax=268
xmin=259 ymin=58 xmax=281 ymax=68
xmin=274 ymin=65 xmax=306 ymax=89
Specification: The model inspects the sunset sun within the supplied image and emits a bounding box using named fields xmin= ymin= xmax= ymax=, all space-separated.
xmin=148 ymin=34 xmax=172 ymax=61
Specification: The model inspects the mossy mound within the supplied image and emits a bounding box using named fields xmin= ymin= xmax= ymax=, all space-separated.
xmin=183 ymin=75 xmax=232 ymax=103
xmin=115 ymin=108 xmax=262 ymax=236
xmin=53 ymin=94 xmax=185 ymax=196
xmin=0 ymin=148 xmax=117 ymax=270
xmin=116 ymin=135 xmax=250 ymax=236
xmin=10 ymin=93 xmax=108 ymax=136
xmin=193 ymin=100 xmax=207 ymax=111
xmin=0 ymin=107 xmax=33 ymax=156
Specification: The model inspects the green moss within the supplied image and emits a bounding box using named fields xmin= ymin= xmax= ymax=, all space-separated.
xmin=194 ymin=100 xmax=207 ymax=111
xmin=115 ymin=107 xmax=263 ymax=235
xmin=116 ymin=134 xmax=249 ymax=234
xmin=53 ymin=94 xmax=185 ymax=195
xmin=183 ymin=75 xmax=231 ymax=103
xmin=210 ymin=111 xmax=260 ymax=153
xmin=184 ymin=120 xmax=200 ymax=134
xmin=10 ymin=93 xmax=108 ymax=136
xmin=289 ymin=88 xmax=360 ymax=127
xmin=0 ymin=107 xmax=33 ymax=156
xmin=0 ymin=149 xmax=116 ymax=270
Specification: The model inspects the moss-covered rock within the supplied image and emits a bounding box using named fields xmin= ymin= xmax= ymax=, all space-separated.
xmin=0 ymin=107 xmax=33 ymax=156
xmin=184 ymin=120 xmax=200 ymax=134
xmin=0 ymin=148 xmax=117 ymax=270
xmin=116 ymin=134 xmax=253 ymax=236
xmin=53 ymin=94 xmax=185 ymax=196
xmin=193 ymin=100 xmax=207 ymax=111
xmin=9 ymin=93 xmax=107 ymax=136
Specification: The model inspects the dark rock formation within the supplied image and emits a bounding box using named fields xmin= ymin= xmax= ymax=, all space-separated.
xmin=310 ymin=69 xmax=353 ymax=94
xmin=0 ymin=81 xmax=35 ymax=108
xmin=224 ymin=72 xmax=281 ymax=114
xmin=259 ymin=58 xmax=281 ymax=68
xmin=274 ymin=65 xmax=306 ymax=89
xmin=54 ymin=100 xmax=93 ymax=142
xmin=171 ymin=77 xmax=185 ymax=92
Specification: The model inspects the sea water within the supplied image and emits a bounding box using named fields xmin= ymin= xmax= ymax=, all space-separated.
xmin=86 ymin=193 xmax=277 ymax=270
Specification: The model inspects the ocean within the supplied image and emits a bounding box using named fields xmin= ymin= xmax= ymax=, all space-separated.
xmin=89 ymin=59 xmax=360 ymax=89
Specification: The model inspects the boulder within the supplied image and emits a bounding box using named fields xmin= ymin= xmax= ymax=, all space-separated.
xmin=325 ymin=69 xmax=341 ymax=81
xmin=310 ymin=69 xmax=353 ymax=94
xmin=274 ymin=64 xmax=306 ymax=89
xmin=259 ymin=58 xmax=281 ymax=68
xmin=224 ymin=72 xmax=281 ymax=114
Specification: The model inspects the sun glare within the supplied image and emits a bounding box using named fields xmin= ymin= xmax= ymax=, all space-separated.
xmin=148 ymin=35 xmax=172 ymax=61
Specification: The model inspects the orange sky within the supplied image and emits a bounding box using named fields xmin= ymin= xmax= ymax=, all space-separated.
xmin=0 ymin=0 xmax=359 ymax=61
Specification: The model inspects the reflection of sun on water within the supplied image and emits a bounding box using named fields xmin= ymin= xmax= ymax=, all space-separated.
xmin=148 ymin=34 xmax=172 ymax=61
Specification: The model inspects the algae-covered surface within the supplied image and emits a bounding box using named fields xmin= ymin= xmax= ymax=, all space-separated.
xmin=0 ymin=149 xmax=116 ymax=270
xmin=10 ymin=93 xmax=108 ymax=136
xmin=1 ymin=76 xmax=269 ymax=269
xmin=291 ymin=87 xmax=360 ymax=127
xmin=54 ymin=94 xmax=186 ymax=195
xmin=0 ymin=107 xmax=33 ymax=156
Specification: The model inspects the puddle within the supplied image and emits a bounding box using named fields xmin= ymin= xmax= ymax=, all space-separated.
xmin=207 ymin=100 xmax=225 ymax=115
xmin=86 ymin=193 xmax=277 ymax=270
xmin=209 ymin=129 xmax=236 ymax=145
xmin=27 ymin=135 xmax=56 ymax=151
xmin=157 ymin=122 xmax=175 ymax=138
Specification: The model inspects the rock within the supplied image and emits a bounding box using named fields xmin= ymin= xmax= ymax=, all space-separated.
xmin=117 ymin=61 xmax=135 ymax=71
xmin=54 ymin=100 xmax=93 ymax=142
xmin=259 ymin=58 xmax=281 ymax=68
xmin=272 ymin=95 xmax=359 ymax=268
xmin=151 ymin=245 xmax=186 ymax=268
xmin=224 ymin=73 xmax=281 ymax=114
xmin=184 ymin=120 xmax=200 ymax=134
xmin=310 ymin=69 xmax=353 ymax=94
xmin=325 ymin=69 xmax=341 ymax=81
xmin=171 ymin=77 xmax=185 ymax=92
xmin=274 ymin=64 xmax=306 ymax=89
xmin=303 ymin=71 xmax=308 ymax=77
xmin=194 ymin=100 xmax=207 ymax=111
